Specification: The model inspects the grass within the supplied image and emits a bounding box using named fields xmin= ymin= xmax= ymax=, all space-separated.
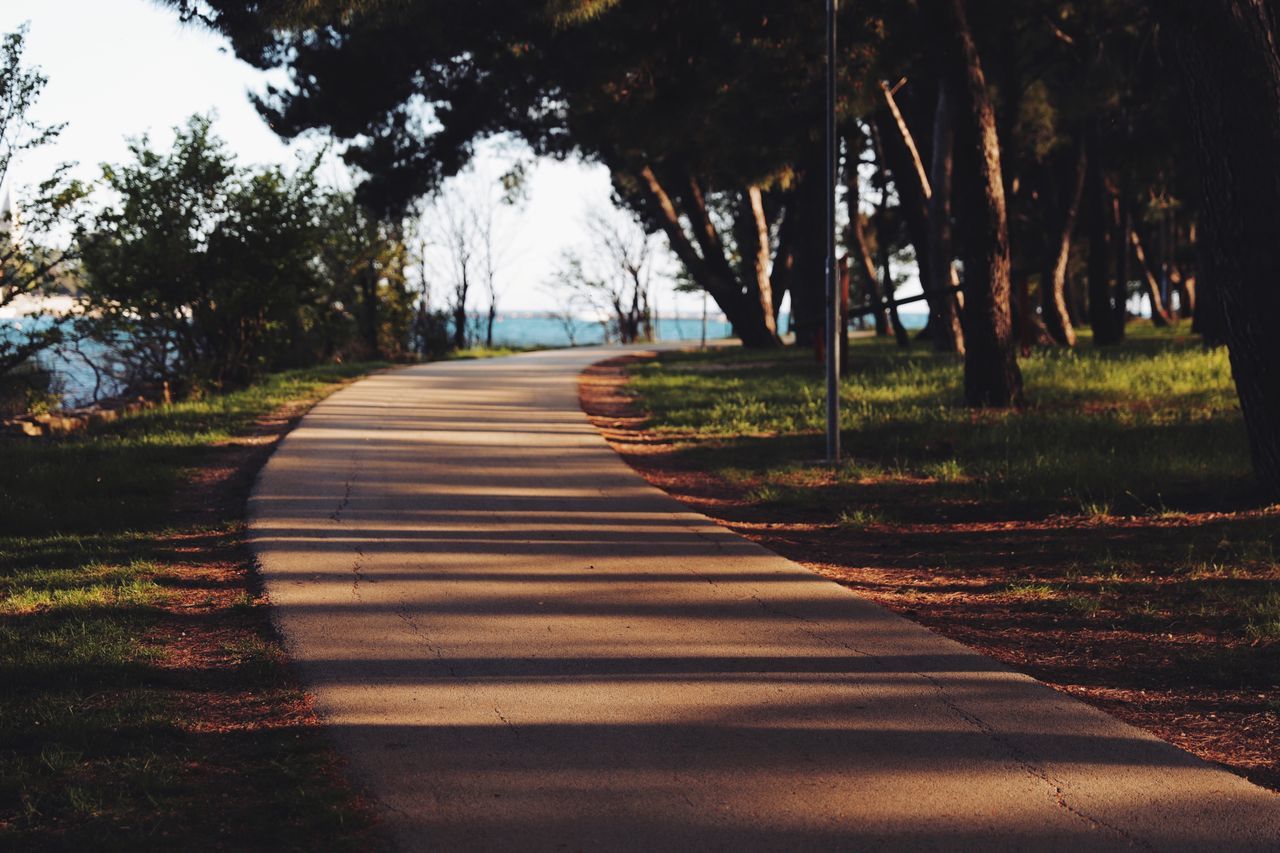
xmin=447 ymin=344 xmax=547 ymax=360
xmin=627 ymin=324 xmax=1254 ymax=517
xmin=0 ymin=362 xmax=383 ymax=849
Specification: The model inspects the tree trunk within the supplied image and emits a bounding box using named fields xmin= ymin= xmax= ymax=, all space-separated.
xmin=874 ymin=107 xmax=932 ymax=346
xmin=927 ymin=81 xmax=965 ymax=353
xmin=788 ymin=147 xmax=829 ymax=347
xmin=1191 ymin=214 xmax=1228 ymax=345
xmin=635 ymin=165 xmax=780 ymax=347
xmin=1165 ymin=1 xmax=1280 ymax=494
xmin=452 ymin=300 xmax=467 ymax=351
xmin=845 ymin=133 xmax=890 ymax=336
xmin=743 ymin=185 xmax=778 ymax=336
xmin=869 ymin=122 xmax=911 ymax=348
xmin=1129 ymin=227 xmax=1172 ymax=327
xmin=1113 ymin=193 xmax=1129 ymax=339
xmin=927 ymin=0 xmax=1023 ymax=406
xmin=361 ymin=263 xmax=382 ymax=358
xmin=1041 ymin=143 xmax=1085 ymax=346
xmin=1171 ymin=219 xmax=1194 ymax=320
xmin=1086 ymin=146 xmax=1121 ymax=345
xmin=771 ymin=205 xmax=794 ymax=321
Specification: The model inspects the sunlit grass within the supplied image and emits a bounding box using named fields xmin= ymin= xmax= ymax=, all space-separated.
xmin=0 ymin=362 xmax=381 ymax=848
xmin=447 ymin=344 xmax=546 ymax=360
xmin=0 ymin=363 xmax=384 ymax=536
xmin=627 ymin=324 xmax=1250 ymax=515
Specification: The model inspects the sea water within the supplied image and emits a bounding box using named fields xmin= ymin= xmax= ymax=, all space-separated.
xmin=17 ymin=310 xmax=927 ymax=408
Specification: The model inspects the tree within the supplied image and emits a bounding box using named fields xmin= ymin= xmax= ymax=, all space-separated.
xmin=0 ymin=26 xmax=88 ymax=381
xmin=925 ymin=0 xmax=1023 ymax=407
xmin=164 ymin=0 xmax=888 ymax=350
xmin=1161 ymin=2 xmax=1280 ymax=495
xmin=77 ymin=116 xmax=328 ymax=390
xmin=317 ymin=193 xmax=414 ymax=361
xmin=549 ymin=206 xmax=656 ymax=345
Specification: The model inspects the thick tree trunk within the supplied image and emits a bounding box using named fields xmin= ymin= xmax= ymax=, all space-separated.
xmin=1165 ymin=2 xmax=1280 ymax=494
xmin=635 ymin=165 xmax=780 ymax=347
xmin=927 ymin=81 xmax=965 ymax=354
xmin=1041 ymin=144 xmax=1085 ymax=346
xmin=928 ymin=0 xmax=1022 ymax=406
xmin=1191 ymin=214 xmax=1228 ymax=345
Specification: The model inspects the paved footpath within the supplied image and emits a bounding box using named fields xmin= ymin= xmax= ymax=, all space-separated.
xmin=250 ymin=347 xmax=1280 ymax=852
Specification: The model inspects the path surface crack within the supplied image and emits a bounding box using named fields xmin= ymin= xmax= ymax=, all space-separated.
xmin=746 ymin=591 xmax=1156 ymax=850
xmin=494 ymin=706 xmax=519 ymax=737
xmin=350 ymin=547 xmax=367 ymax=600
xmin=396 ymin=598 xmax=458 ymax=677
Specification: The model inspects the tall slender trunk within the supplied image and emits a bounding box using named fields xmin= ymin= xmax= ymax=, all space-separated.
xmin=1165 ymin=1 xmax=1280 ymax=494
xmin=452 ymin=297 xmax=468 ymax=350
xmin=869 ymin=122 xmax=910 ymax=348
xmin=360 ymin=262 xmax=381 ymax=358
xmin=927 ymin=81 xmax=965 ymax=353
xmin=635 ymin=165 xmax=779 ymax=347
xmin=874 ymin=107 xmax=933 ymax=343
xmin=1113 ymin=193 xmax=1130 ymax=339
xmin=1129 ymin=227 xmax=1172 ymax=326
xmin=771 ymin=205 xmax=794 ymax=321
xmin=1041 ymin=143 xmax=1085 ymax=346
xmin=846 ymin=133 xmax=890 ymax=336
xmin=927 ymin=0 xmax=1022 ymax=406
xmin=1086 ymin=146 xmax=1121 ymax=345
xmin=1173 ymin=219 xmax=1196 ymax=320
xmin=789 ymin=147 xmax=829 ymax=347
xmin=743 ymin=186 xmax=777 ymax=336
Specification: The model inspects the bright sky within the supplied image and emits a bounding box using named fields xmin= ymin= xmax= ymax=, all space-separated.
xmin=0 ymin=0 xmax=716 ymax=315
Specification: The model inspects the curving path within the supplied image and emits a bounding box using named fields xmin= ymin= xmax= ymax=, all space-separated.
xmin=250 ymin=347 xmax=1279 ymax=852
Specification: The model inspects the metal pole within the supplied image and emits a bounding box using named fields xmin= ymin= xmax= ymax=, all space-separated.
xmin=824 ymin=0 xmax=841 ymax=464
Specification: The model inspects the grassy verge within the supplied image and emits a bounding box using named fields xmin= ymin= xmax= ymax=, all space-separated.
xmin=446 ymin=344 xmax=548 ymax=360
xmin=612 ymin=324 xmax=1280 ymax=788
xmin=0 ymin=363 xmax=385 ymax=849
xmin=629 ymin=325 xmax=1254 ymax=516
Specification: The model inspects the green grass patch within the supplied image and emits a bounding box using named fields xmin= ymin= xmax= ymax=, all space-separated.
xmin=627 ymin=325 xmax=1254 ymax=517
xmin=446 ymin=344 xmax=546 ymax=360
xmin=0 ymin=362 xmax=382 ymax=849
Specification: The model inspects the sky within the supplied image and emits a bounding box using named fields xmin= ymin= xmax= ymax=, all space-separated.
xmin=1 ymin=0 xmax=714 ymax=316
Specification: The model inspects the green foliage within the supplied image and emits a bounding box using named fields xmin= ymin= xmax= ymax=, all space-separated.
xmin=0 ymin=25 xmax=90 ymax=379
xmin=75 ymin=116 xmax=413 ymax=396
xmin=77 ymin=116 xmax=322 ymax=391
xmin=315 ymin=192 xmax=414 ymax=362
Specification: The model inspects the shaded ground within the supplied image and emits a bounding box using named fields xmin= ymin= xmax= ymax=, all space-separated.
xmin=581 ymin=350 xmax=1280 ymax=793
xmin=0 ymin=367 xmax=381 ymax=850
